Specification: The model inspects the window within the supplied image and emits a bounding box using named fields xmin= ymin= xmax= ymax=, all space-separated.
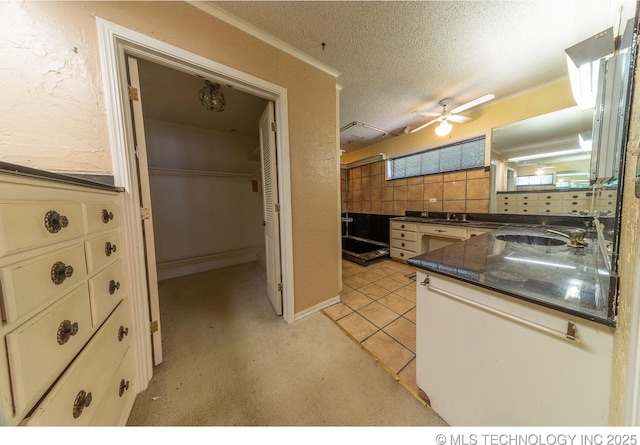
xmin=387 ymin=136 xmax=486 ymax=180
xmin=515 ymin=174 xmax=554 ymax=186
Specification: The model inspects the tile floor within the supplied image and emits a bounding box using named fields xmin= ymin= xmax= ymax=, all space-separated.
xmin=323 ymin=258 xmax=421 ymax=397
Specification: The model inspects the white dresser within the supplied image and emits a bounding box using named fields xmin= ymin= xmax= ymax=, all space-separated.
xmin=0 ymin=170 xmax=135 ymax=426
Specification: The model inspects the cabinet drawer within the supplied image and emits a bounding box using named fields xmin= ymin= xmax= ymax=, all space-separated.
xmin=420 ymin=224 xmax=468 ymax=239
xmin=391 ymin=229 xmax=417 ymax=242
xmin=0 ymin=202 xmax=85 ymax=257
xmin=6 ymin=285 xmax=93 ymax=417
xmin=561 ymin=191 xmax=594 ymax=200
xmin=515 ymin=194 xmax=537 ymax=202
xmin=496 ymin=195 xmax=514 ymax=203
xmin=85 ymin=202 xmax=120 ymax=234
xmin=516 ymin=206 xmax=538 ymax=214
xmin=390 ymin=221 xmax=417 ymax=232
xmin=85 ymin=231 xmax=122 ymax=274
xmin=23 ymin=301 xmax=132 ymax=426
xmin=391 ymin=247 xmax=415 ymax=261
xmin=390 ymin=238 xmax=417 ymax=252
xmin=0 ymin=244 xmax=87 ymax=323
xmin=89 ymin=260 xmax=125 ymax=327
xmin=90 ymin=348 xmax=135 ymax=426
xmin=562 ymin=199 xmax=590 ymax=213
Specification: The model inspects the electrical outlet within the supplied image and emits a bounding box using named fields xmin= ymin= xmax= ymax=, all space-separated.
xmin=429 ymin=198 xmax=437 ymax=203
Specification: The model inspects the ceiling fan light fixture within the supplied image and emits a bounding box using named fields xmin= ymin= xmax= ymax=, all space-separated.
xmin=435 ymin=120 xmax=452 ymax=137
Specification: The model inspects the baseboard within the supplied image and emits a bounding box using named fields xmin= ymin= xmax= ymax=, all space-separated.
xmin=294 ymin=295 xmax=341 ymax=321
xmin=157 ymin=247 xmax=262 ymax=280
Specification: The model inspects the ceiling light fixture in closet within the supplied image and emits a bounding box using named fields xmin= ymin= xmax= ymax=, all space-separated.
xmin=199 ymin=80 xmax=226 ymax=112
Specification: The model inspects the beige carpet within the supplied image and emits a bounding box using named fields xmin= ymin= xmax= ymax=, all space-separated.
xmin=126 ymin=262 xmax=447 ymax=426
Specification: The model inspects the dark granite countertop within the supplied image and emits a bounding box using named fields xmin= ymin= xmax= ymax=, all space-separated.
xmin=0 ymin=161 xmax=121 ymax=192
xmin=407 ymin=225 xmax=615 ymax=327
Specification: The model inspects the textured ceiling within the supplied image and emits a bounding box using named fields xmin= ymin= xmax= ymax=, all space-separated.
xmin=208 ymin=0 xmax=636 ymax=153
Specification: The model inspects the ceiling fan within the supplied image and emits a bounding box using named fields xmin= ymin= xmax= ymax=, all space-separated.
xmin=410 ymin=93 xmax=495 ymax=136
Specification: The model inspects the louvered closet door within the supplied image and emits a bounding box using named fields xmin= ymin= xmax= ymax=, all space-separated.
xmin=259 ymin=102 xmax=282 ymax=315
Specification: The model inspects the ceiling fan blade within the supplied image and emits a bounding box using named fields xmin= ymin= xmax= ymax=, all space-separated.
xmin=448 ymin=115 xmax=472 ymax=124
xmin=409 ymin=118 xmax=440 ymax=133
xmin=450 ymin=93 xmax=495 ymax=114
xmin=412 ymin=110 xmax=441 ymax=117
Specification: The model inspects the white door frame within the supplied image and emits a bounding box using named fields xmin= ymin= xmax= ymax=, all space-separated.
xmin=96 ymin=18 xmax=296 ymax=392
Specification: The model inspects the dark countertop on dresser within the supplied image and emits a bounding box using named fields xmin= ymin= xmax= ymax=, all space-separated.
xmin=407 ymin=224 xmax=614 ymax=327
xmin=0 ymin=161 xmax=122 ymax=192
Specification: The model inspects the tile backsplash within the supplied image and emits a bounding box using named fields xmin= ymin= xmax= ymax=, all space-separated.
xmin=341 ymin=160 xmax=490 ymax=215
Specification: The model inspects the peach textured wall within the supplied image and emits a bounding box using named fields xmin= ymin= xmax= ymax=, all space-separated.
xmin=0 ymin=1 xmax=339 ymax=314
xmin=342 ymin=161 xmax=490 ymax=215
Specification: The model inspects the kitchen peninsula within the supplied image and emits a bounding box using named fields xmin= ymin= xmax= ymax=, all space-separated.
xmin=404 ymin=212 xmax=616 ymax=425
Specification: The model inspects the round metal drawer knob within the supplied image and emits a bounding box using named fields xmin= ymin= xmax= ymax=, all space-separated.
xmin=73 ymin=390 xmax=92 ymax=418
xmin=57 ymin=320 xmax=79 ymax=345
xmin=118 ymin=325 xmax=129 ymax=342
xmin=101 ymin=209 xmax=114 ymax=224
xmin=51 ymin=261 xmax=74 ymax=285
xmin=109 ymin=280 xmax=121 ymax=295
xmin=44 ymin=210 xmax=69 ymax=234
xmin=119 ymin=379 xmax=130 ymax=397
xmin=105 ymin=241 xmax=117 ymax=256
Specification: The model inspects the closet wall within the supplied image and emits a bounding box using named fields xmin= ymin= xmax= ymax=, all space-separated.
xmin=144 ymin=119 xmax=265 ymax=280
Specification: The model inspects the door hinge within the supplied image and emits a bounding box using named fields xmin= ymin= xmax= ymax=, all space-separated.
xmin=128 ymin=85 xmax=139 ymax=101
xmin=271 ymin=122 xmax=276 ymax=132
xmin=141 ymin=207 xmax=151 ymax=220
xmin=150 ymin=320 xmax=159 ymax=334
xmin=277 ymin=283 xmax=283 ymax=292
xmin=275 ymin=203 xmax=280 ymax=213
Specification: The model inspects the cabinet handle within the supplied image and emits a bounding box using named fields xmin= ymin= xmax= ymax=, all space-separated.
xmin=109 ymin=279 xmax=121 ymax=295
xmin=57 ymin=320 xmax=79 ymax=345
xmin=101 ymin=209 xmax=114 ymax=224
xmin=435 ymin=229 xmax=446 ymax=233
xmin=51 ymin=261 xmax=74 ymax=285
xmin=44 ymin=210 xmax=69 ymax=234
xmin=119 ymin=379 xmax=130 ymax=397
xmin=73 ymin=390 xmax=92 ymax=418
xmin=401 ymin=224 xmax=405 ymax=229
xmin=105 ymin=241 xmax=117 ymax=256
xmin=400 ymin=252 xmax=404 ymax=257
xmin=118 ymin=325 xmax=129 ymax=342
xmin=401 ymin=242 xmax=406 ymax=247
xmin=401 ymin=233 xmax=405 ymax=238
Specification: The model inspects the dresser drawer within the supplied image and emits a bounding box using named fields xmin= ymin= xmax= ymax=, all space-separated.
xmin=23 ymin=301 xmax=132 ymax=426
xmin=420 ymin=224 xmax=468 ymax=239
xmin=89 ymin=260 xmax=125 ymax=327
xmin=0 ymin=202 xmax=85 ymax=257
xmin=0 ymin=244 xmax=87 ymax=323
xmin=390 ymin=238 xmax=417 ymax=252
xmin=6 ymin=285 xmax=93 ymax=417
xmin=90 ymin=348 xmax=135 ymax=426
xmin=85 ymin=231 xmax=122 ymax=274
xmin=391 ymin=229 xmax=417 ymax=242
xmin=85 ymin=202 xmax=120 ymax=234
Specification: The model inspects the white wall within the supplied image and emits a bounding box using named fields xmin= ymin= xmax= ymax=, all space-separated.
xmin=144 ymin=119 xmax=265 ymax=279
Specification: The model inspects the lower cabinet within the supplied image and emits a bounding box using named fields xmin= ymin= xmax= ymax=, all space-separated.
xmin=0 ymin=171 xmax=135 ymax=426
xmin=416 ymin=270 xmax=615 ymax=426
xmin=22 ymin=301 xmax=133 ymax=426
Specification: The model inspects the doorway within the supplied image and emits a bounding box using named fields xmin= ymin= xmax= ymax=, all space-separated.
xmin=97 ymin=18 xmax=295 ymax=392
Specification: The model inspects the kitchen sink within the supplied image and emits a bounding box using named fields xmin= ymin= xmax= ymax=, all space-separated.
xmin=495 ymin=234 xmax=566 ymax=246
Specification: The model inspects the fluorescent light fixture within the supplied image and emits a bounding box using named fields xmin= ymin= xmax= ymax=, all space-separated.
xmin=434 ymin=120 xmax=452 ymax=137
xmin=579 ymin=131 xmax=592 ymax=151
xmin=565 ymin=28 xmax=614 ymax=110
xmin=507 ymin=148 xmax=591 ymax=162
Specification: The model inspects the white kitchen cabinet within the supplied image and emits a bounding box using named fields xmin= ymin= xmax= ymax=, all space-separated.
xmin=416 ymin=270 xmax=615 ymax=426
xmin=0 ymin=172 xmax=134 ymax=426
xmin=390 ymin=221 xmax=422 ymax=261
